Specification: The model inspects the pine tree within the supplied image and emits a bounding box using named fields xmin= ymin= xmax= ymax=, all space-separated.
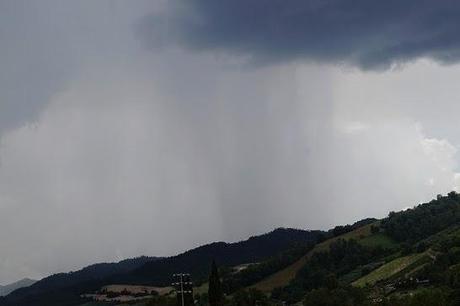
xmin=208 ymin=260 xmax=223 ymax=306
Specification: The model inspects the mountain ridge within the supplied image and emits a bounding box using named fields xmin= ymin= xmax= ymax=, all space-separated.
xmin=0 ymin=227 xmax=323 ymax=306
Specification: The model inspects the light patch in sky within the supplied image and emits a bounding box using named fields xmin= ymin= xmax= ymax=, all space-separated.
xmin=341 ymin=121 xmax=370 ymax=134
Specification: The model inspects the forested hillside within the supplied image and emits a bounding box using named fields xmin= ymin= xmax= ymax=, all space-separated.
xmin=120 ymin=228 xmax=324 ymax=286
xmin=1 ymin=256 xmax=159 ymax=306
xmin=252 ymin=192 xmax=460 ymax=305
xmin=0 ymin=228 xmax=322 ymax=306
xmin=381 ymin=191 xmax=460 ymax=242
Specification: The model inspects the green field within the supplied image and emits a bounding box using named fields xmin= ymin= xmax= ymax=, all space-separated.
xmin=352 ymin=252 xmax=429 ymax=287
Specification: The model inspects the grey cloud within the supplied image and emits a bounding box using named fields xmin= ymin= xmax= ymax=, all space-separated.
xmin=0 ymin=0 xmax=153 ymax=135
xmin=138 ymin=0 xmax=460 ymax=68
xmin=0 ymin=2 xmax=73 ymax=133
xmin=2 ymin=0 xmax=460 ymax=286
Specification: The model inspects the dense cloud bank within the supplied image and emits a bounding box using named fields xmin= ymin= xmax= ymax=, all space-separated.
xmin=140 ymin=0 xmax=460 ymax=68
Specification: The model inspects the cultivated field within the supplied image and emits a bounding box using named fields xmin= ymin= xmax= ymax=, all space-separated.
xmin=251 ymin=222 xmax=379 ymax=292
xmin=353 ymin=252 xmax=431 ymax=287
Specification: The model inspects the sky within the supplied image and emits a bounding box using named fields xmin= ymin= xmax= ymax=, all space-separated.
xmin=1 ymin=0 xmax=460 ymax=284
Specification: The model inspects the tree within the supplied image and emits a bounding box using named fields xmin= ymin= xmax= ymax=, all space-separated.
xmin=370 ymin=225 xmax=380 ymax=234
xmin=208 ymin=260 xmax=224 ymax=306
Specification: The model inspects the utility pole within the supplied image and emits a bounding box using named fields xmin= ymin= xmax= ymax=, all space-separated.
xmin=172 ymin=273 xmax=193 ymax=306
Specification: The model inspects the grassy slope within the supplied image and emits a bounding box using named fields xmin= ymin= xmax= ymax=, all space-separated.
xmin=352 ymin=226 xmax=460 ymax=288
xmin=353 ymin=251 xmax=432 ymax=287
xmin=251 ymin=223 xmax=378 ymax=292
xmin=359 ymin=233 xmax=398 ymax=250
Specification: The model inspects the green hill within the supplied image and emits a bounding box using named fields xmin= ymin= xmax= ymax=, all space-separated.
xmin=258 ymin=192 xmax=460 ymax=305
xmin=352 ymin=251 xmax=432 ymax=287
xmin=248 ymin=219 xmax=401 ymax=293
xmin=0 ymin=228 xmax=323 ymax=306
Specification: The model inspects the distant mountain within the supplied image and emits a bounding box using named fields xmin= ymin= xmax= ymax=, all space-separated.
xmin=1 ymin=256 xmax=160 ymax=306
xmin=0 ymin=228 xmax=323 ymax=306
xmin=0 ymin=278 xmax=36 ymax=296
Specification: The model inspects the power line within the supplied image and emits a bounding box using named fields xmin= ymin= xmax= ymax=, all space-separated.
xmin=172 ymin=273 xmax=193 ymax=306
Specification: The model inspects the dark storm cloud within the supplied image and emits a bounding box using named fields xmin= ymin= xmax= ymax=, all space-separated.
xmin=139 ymin=0 xmax=460 ymax=68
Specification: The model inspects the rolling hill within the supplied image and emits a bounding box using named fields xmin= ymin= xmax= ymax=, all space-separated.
xmin=250 ymin=221 xmax=380 ymax=292
xmin=260 ymin=192 xmax=460 ymax=305
xmin=4 ymin=192 xmax=460 ymax=305
xmin=0 ymin=228 xmax=323 ymax=306
xmin=117 ymin=228 xmax=324 ymax=286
